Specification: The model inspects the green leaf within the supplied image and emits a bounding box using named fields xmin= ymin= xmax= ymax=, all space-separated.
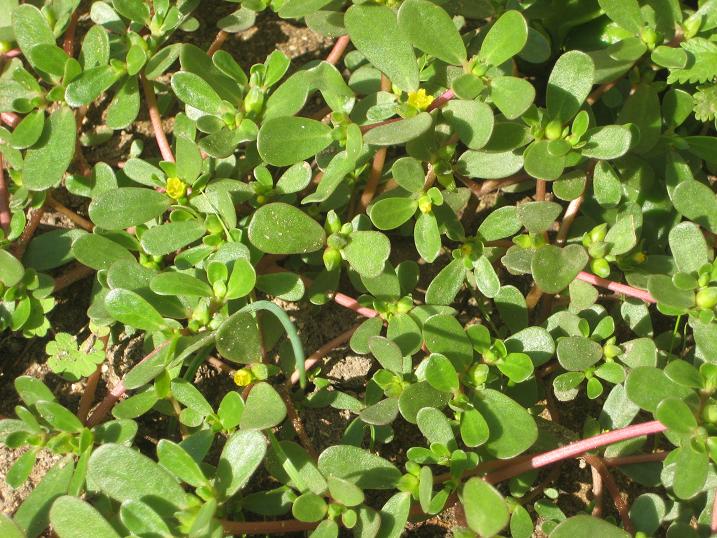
xmin=364 ymin=113 xmax=433 ymax=146
xmin=10 ymin=109 xmax=45 ymax=149
xmin=0 ymin=513 xmax=24 ymax=538
xmin=215 ymin=429 xmax=267 ymax=498
xmin=106 ymin=75 xmax=140 ymax=130
xmin=343 ymin=231 xmax=390 ymax=278
xmin=625 ymin=366 xmax=693 ymax=412
xmin=0 ymin=248 xmax=25 ymax=287
xmin=257 ymin=116 xmax=333 ymax=166
xmin=104 ymin=289 xmax=167 ymax=331
xmin=369 ymin=197 xmax=418 ymax=230
xmin=458 ymin=149 xmax=524 ymax=179
xmin=523 ymin=140 xmax=565 ymax=181
xmin=50 ymin=496 xmax=121 ymax=538
xmin=318 ymin=445 xmax=401 ymax=489
xmin=531 ymin=245 xmax=588 ymax=294
xmin=669 ymin=221 xmax=711 ymax=274
xmin=443 ymin=100 xmax=494 ymax=150
xmin=368 ymin=336 xmax=404 ymax=374
xmin=460 ymin=408 xmax=490 ymax=447
xmin=36 ymin=401 xmax=83 ymax=433
xmin=360 ymin=398 xmax=399 ymax=426
xmin=88 ymin=444 xmax=187 ymax=515
xmin=556 ymin=336 xmax=602 ymax=371
xmin=12 ymin=5 xmax=54 ymax=57
xmin=345 ymin=4 xmax=419 ymax=92
xmin=376 ymin=492 xmax=411 ymax=538
xmin=65 ymin=65 xmax=122 ymax=107
xmin=216 ymin=311 xmax=262 ymax=363
xmin=489 ymin=76 xmax=535 ymax=120
xmin=249 ymin=203 xmax=325 ymax=254
xmin=472 ymin=389 xmax=537 ymax=458
xmin=546 ymin=51 xmax=594 ymax=123
xmin=278 ymin=0 xmax=333 ymax=18
xmin=397 ymin=0 xmax=466 ymax=65
xmin=672 ymin=180 xmax=717 ymax=233
xmin=425 ymin=258 xmax=467 ymax=306
xmin=655 ymin=398 xmax=697 ymax=434
xmin=157 ymin=439 xmax=207 ymax=487
xmin=89 ymin=188 xmax=169 ymax=230
xmin=293 ymin=492 xmax=327 ymax=522
xmin=425 ymin=353 xmax=459 ymax=393
xmin=417 ymin=407 xmax=455 ymax=446
xmin=672 ymin=444 xmax=709 ymax=499
xmin=617 ymin=85 xmax=660 ymax=154
xmin=598 ymin=0 xmax=642 ymax=33
xmin=423 ymin=314 xmax=474 ymax=371
xmin=647 ymin=274 xmax=694 ymax=312
xmin=22 ymin=107 xmax=76 ymax=191
xmin=580 ymin=125 xmax=632 ymax=159
xmin=150 ymin=271 xmax=212 ymax=297
xmin=119 ymin=500 xmax=172 ymax=538
xmin=478 ymin=10 xmax=528 ymax=67
xmin=114 ymin=0 xmax=150 ymax=23
xmin=171 ymin=70 xmax=226 ymax=117
xmin=240 ymin=382 xmax=287 ymax=430
xmin=8 ymin=449 xmax=36 ymax=488
xmin=391 ymin=157 xmax=424 ymax=193
xmin=550 ymin=515 xmax=629 ymax=538
xmin=478 ymin=205 xmax=521 ymax=241
xmin=462 ymin=477 xmax=509 ymax=537
xmin=140 ymin=220 xmax=205 ymax=257
xmin=518 ymin=201 xmax=562 ymax=234
xmin=415 ymin=211 xmax=441 ymax=262
xmin=71 ymin=233 xmax=133 ymax=270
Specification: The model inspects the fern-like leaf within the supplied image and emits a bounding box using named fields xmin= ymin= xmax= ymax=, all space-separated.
xmin=667 ymin=38 xmax=717 ymax=84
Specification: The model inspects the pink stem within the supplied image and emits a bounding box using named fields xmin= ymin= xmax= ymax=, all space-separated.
xmin=289 ymin=324 xmax=360 ymax=385
xmin=576 ymin=272 xmax=656 ymax=304
xmin=326 ymin=35 xmax=350 ymax=65
xmin=2 ymin=48 xmax=22 ymax=59
xmin=86 ymin=341 xmax=170 ymax=427
xmin=1 ymin=112 xmax=20 ymax=128
xmin=712 ymin=489 xmax=717 ymax=534
xmin=484 ymin=421 xmax=666 ymax=484
xmin=332 ymin=292 xmax=379 ymax=318
xmin=0 ymin=154 xmax=10 ymax=235
xmin=141 ymin=74 xmax=175 ymax=163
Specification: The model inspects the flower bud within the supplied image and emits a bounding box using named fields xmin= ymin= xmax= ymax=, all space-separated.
xmin=603 ymin=343 xmax=621 ymax=359
xmin=244 ymin=86 xmax=265 ymax=115
xmin=696 ymin=287 xmax=717 ymax=310
xmin=591 ymin=258 xmax=611 ymax=278
xmin=545 ymin=119 xmax=563 ymax=141
xmin=590 ymin=223 xmax=608 ymax=243
xmin=468 ymin=363 xmax=489 ymax=386
xmin=233 ymin=368 xmax=253 ymax=387
xmin=703 ymin=404 xmax=717 ymax=424
xmin=418 ymin=194 xmax=432 ymax=214
xmin=323 ymin=247 xmax=342 ymax=272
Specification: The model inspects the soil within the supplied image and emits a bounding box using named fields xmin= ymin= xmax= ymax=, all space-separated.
xmin=0 ymin=6 xmax=644 ymax=538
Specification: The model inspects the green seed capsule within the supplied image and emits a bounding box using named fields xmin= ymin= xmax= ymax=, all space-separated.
xmin=323 ymin=247 xmax=342 ymax=272
xmin=591 ymin=258 xmax=611 ymax=278
xmin=696 ymin=287 xmax=717 ymax=310
xmin=703 ymin=404 xmax=717 ymax=424
xmin=545 ymin=119 xmax=563 ymax=141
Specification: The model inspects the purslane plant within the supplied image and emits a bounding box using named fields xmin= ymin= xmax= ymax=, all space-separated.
xmin=2 ymin=0 xmax=717 ymax=537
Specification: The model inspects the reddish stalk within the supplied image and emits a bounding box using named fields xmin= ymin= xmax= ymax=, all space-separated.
xmin=47 ymin=195 xmax=94 ymax=231
xmin=556 ymin=193 xmax=584 ymax=245
xmin=357 ymin=147 xmax=387 ymax=213
xmin=86 ymin=341 xmax=171 ymax=427
xmin=207 ymin=30 xmax=228 ymax=56
xmin=2 ymin=48 xmax=22 ymax=59
xmin=603 ymin=451 xmax=667 ymax=467
xmin=280 ymin=386 xmax=318 ymax=460
xmin=535 ymin=179 xmax=546 ymax=201
xmin=289 ymin=324 xmax=361 ymax=385
xmin=0 ymin=154 xmax=10 ymax=235
xmin=484 ymin=421 xmax=666 ymax=484
xmin=53 ymin=263 xmax=95 ymax=292
xmin=711 ymin=489 xmax=717 ymax=534
xmin=78 ymin=335 xmax=109 ymax=424
xmin=326 ymin=35 xmax=350 ymax=65
xmin=587 ymin=80 xmax=618 ymax=106
xmin=12 ymin=206 xmax=45 ymax=259
xmin=576 ymin=272 xmax=656 ymax=304
xmin=590 ymin=463 xmax=604 ymax=517
xmin=332 ymin=291 xmax=379 ymax=318
xmin=457 ymin=173 xmax=531 ymax=199
xmin=141 ymin=74 xmax=175 ymax=163
xmin=583 ymin=454 xmax=634 ymax=533
xmin=63 ymin=10 xmax=80 ymax=56
xmin=0 ymin=112 xmax=20 ymax=128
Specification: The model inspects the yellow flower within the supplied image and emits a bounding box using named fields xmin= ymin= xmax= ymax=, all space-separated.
xmin=407 ymin=89 xmax=434 ymax=111
xmin=166 ymin=177 xmax=187 ymax=200
xmin=233 ymin=368 xmax=254 ymax=387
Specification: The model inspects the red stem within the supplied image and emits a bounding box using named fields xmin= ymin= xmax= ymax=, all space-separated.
xmin=12 ymin=206 xmax=45 ymax=259
xmin=289 ymin=324 xmax=361 ymax=385
xmin=576 ymin=272 xmax=656 ymax=304
xmin=207 ymin=30 xmax=228 ymax=56
xmin=326 ymin=35 xmax=350 ymax=65
xmin=1 ymin=112 xmax=20 ymax=128
xmin=54 ymin=263 xmax=95 ymax=292
xmin=221 ymin=519 xmax=317 ymax=534
xmin=484 ymin=421 xmax=666 ymax=484
xmin=141 ymin=74 xmax=175 ymax=163
xmin=86 ymin=341 xmax=170 ymax=427
xmin=63 ymin=10 xmax=80 ymax=56
xmin=0 ymin=154 xmax=10 ymax=235
xmin=332 ymin=292 xmax=379 ymax=318
xmin=584 ymin=453 xmax=634 ymax=533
